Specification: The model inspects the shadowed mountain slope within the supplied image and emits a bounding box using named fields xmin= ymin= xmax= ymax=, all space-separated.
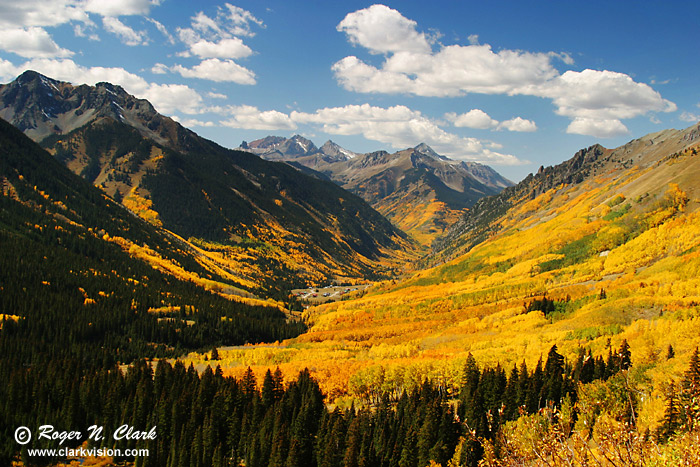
xmin=0 ymin=71 xmax=416 ymax=291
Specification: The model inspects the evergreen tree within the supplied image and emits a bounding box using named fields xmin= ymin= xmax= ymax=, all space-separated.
xmin=680 ymin=347 xmax=700 ymax=431
xmin=542 ymin=345 xmax=565 ymax=405
xmin=417 ymin=402 xmax=440 ymax=467
xmin=460 ymin=354 xmax=487 ymax=439
xmin=242 ymin=367 xmax=257 ymax=396
xmin=580 ymin=349 xmax=595 ymax=384
xmin=262 ymin=369 xmax=277 ymax=408
xmin=516 ymin=361 xmax=529 ymax=410
xmin=593 ymin=355 xmax=607 ymax=381
xmin=502 ymin=365 xmax=520 ymax=421
xmin=343 ymin=416 xmax=361 ymax=467
xmin=618 ymin=339 xmax=632 ymax=371
xmin=660 ymin=380 xmax=681 ymax=441
xmin=398 ymin=429 xmax=418 ymax=467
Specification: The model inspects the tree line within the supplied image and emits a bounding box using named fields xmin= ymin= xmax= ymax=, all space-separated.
xmin=0 ymin=340 xmax=645 ymax=467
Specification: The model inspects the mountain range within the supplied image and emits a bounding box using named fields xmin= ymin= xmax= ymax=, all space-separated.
xmin=241 ymin=135 xmax=512 ymax=245
xmin=0 ymin=71 xmax=415 ymax=294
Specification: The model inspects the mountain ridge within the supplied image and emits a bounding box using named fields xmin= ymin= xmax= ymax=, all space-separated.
xmin=432 ymin=121 xmax=700 ymax=259
xmin=0 ymin=71 xmax=416 ymax=292
xmin=241 ymin=134 xmax=512 ymax=245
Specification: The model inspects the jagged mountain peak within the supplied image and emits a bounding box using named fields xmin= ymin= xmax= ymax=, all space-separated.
xmin=247 ymin=135 xmax=286 ymax=150
xmin=275 ymin=134 xmax=317 ymax=156
xmin=287 ymin=134 xmax=316 ymax=153
xmin=254 ymin=135 xmax=513 ymax=245
xmin=413 ymin=143 xmax=445 ymax=160
xmin=320 ymin=139 xmax=340 ymax=151
xmin=15 ymin=70 xmax=59 ymax=89
xmin=95 ymin=81 xmax=128 ymax=94
xmin=248 ymin=135 xmax=359 ymax=163
xmin=0 ymin=70 xmax=196 ymax=151
xmin=93 ymin=82 xmax=136 ymax=105
xmin=319 ymin=140 xmax=358 ymax=160
xmin=290 ymin=134 xmax=310 ymax=141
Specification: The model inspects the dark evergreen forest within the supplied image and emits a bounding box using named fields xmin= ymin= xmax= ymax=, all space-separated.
xmin=0 ymin=334 xmax=636 ymax=466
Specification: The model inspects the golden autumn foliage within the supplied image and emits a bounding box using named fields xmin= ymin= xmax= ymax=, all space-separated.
xmin=183 ymin=143 xmax=700 ymax=443
xmin=122 ymin=189 xmax=162 ymax=227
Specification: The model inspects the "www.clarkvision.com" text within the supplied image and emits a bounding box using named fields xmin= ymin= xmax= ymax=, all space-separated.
xmin=26 ymin=447 xmax=149 ymax=458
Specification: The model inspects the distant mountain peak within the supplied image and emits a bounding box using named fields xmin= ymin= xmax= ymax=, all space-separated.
xmin=247 ymin=135 xmax=360 ymax=163
xmin=247 ymin=135 xmax=286 ymax=150
xmin=320 ymin=140 xmax=358 ymax=160
xmin=288 ymin=134 xmax=315 ymax=153
xmin=413 ymin=143 xmax=451 ymax=162
xmin=245 ymin=134 xmax=513 ymax=245
xmin=414 ymin=142 xmax=436 ymax=154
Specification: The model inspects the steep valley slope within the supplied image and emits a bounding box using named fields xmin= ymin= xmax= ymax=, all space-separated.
xmin=0 ymin=117 xmax=306 ymax=358
xmin=190 ymin=122 xmax=700 ymax=435
xmin=0 ymin=71 xmax=416 ymax=294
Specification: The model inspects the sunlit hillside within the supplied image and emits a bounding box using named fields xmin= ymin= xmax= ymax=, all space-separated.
xmin=184 ymin=123 xmax=700 ymax=435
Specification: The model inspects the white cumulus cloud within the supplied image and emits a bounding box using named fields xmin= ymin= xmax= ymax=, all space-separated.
xmin=141 ymin=83 xmax=204 ymax=114
xmin=188 ymin=37 xmax=252 ymax=59
xmin=333 ymin=4 xmax=676 ymax=139
xmin=0 ymin=27 xmax=74 ymax=58
xmin=102 ymin=17 xmax=148 ymax=46
xmin=498 ymin=117 xmax=537 ymax=133
xmin=221 ymin=105 xmax=297 ymax=130
xmin=0 ymin=1 xmax=90 ymax=29
xmin=291 ymin=104 xmax=524 ymax=165
xmin=167 ymin=5 xmax=262 ymax=84
xmin=331 ymin=56 xmax=415 ymax=95
xmin=446 ymin=109 xmax=498 ymax=130
xmin=446 ymin=110 xmax=537 ymax=132
xmin=566 ymin=118 xmax=629 ymax=138
xmin=337 ymin=4 xmax=432 ymax=55
xmin=540 ymin=69 xmax=677 ymax=120
xmin=84 ymin=0 xmax=159 ymax=17
xmin=171 ymin=58 xmax=255 ymax=84
xmin=0 ymin=0 xmax=165 ymax=59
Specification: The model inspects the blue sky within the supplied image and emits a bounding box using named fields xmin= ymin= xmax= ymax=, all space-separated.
xmin=1 ymin=0 xmax=699 ymax=181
